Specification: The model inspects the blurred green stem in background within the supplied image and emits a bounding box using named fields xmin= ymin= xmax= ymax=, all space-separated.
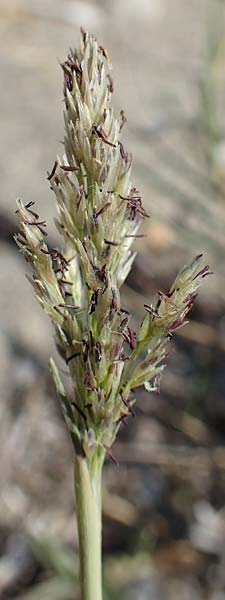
xmin=200 ymin=0 xmax=225 ymax=163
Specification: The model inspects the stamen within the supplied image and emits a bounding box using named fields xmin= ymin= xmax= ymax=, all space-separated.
xmin=119 ymin=110 xmax=127 ymax=131
xmin=60 ymin=165 xmax=79 ymax=172
xmin=93 ymin=202 xmax=111 ymax=220
xmin=47 ymin=160 xmax=58 ymax=180
xmin=66 ymin=352 xmax=81 ymax=364
xmin=104 ymin=239 xmax=119 ymax=246
xmin=92 ymin=125 xmax=117 ymax=148
xmin=24 ymin=201 xmax=39 ymax=219
xmin=58 ymin=303 xmax=79 ymax=310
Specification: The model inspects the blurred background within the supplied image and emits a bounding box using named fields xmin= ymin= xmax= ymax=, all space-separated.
xmin=1 ymin=0 xmax=225 ymax=598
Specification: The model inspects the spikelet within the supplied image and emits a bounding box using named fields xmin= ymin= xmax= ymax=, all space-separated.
xmin=15 ymin=31 xmax=211 ymax=460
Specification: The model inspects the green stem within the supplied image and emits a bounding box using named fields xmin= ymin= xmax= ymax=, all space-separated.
xmin=74 ymin=452 xmax=104 ymax=600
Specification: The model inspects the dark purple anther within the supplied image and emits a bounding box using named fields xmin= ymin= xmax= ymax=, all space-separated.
xmin=94 ymin=342 xmax=102 ymax=363
xmin=119 ymin=317 xmax=129 ymax=332
xmin=24 ymin=219 xmax=47 ymax=237
xmin=47 ymin=160 xmax=58 ymax=181
xmin=118 ymin=141 xmax=127 ymax=161
xmin=193 ymin=265 xmax=211 ymax=280
xmin=60 ymin=165 xmax=79 ymax=172
xmin=84 ymin=371 xmax=96 ymax=392
xmin=144 ymin=304 xmax=159 ymax=318
xmin=24 ymin=201 xmax=39 ymax=220
xmin=90 ymin=289 xmax=99 ymax=313
xmin=93 ymin=202 xmax=111 ymax=222
xmin=92 ymin=125 xmax=117 ymax=148
xmin=107 ymin=74 xmax=114 ymax=93
xmin=106 ymin=448 xmax=118 ymax=466
xmin=121 ymin=393 xmax=135 ymax=417
xmin=122 ymin=326 xmax=136 ymax=350
xmin=116 ymin=412 xmax=128 ymax=426
xmin=82 ymin=339 xmax=89 ymax=363
xmin=119 ymin=188 xmax=149 ymax=220
xmin=66 ymin=352 xmax=81 ymax=364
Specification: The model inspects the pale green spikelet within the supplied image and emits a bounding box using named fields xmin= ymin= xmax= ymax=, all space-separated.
xmin=15 ymin=30 xmax=211 ymax=462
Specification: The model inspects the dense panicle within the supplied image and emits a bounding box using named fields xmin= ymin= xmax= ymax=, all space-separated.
xmin=15 ymin=31 xmax=210 ymax=461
